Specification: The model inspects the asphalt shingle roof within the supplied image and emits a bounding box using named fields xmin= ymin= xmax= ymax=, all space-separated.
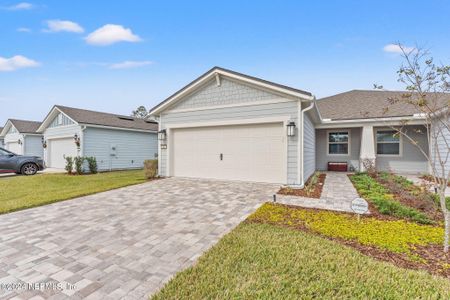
xmin=9 ymin=119 xmax=41 ymax=133
xmin=55 ymin=105 xmax=158 ymax=131
xmin=317 ymin=90 xmax=450 ymax=120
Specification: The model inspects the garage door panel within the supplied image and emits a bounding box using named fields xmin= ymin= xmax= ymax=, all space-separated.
xmin=49 ymin=138 xmax=78 ymax=169
xmin=6 ymin=142 xmax=21 ymax=155
xmin=172 ymin=123 xmax=286 ymax=183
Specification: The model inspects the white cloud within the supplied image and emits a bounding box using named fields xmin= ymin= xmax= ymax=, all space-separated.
xmin=109 ymin=60 xmax=153 ymax=69
xmin=2 ymin=2 xmax=34 ymax=10
xmin=17 ymin=27 xmax=31 ymax=32
xmin=44 ymin=20 xmax=84 ymax=33
xmin=383 ymin=44 xmax=416 ymax=54
xmin=85 ymin=24 xmax=141 ymax=46
xmin=0 ymin=55 xmax=40 ymax=71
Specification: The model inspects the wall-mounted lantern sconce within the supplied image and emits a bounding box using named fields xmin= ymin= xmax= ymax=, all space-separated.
xmin=42 ymin=137 xmax=47 ymax=149
xmin=74 ymin=134 xmax=81 ymax=148
xmin=287 ymin=121 xmax=296 ymax=137
xmin=18 ymin=139 xmax=23 ymax=145
xmin=158 ymin=129 xmax=167 ymax=141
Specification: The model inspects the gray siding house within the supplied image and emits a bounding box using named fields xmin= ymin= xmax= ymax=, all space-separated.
xmin=149 ymin=67 xmax=449 ymax=187
xmin=0 ymin=120 xmax=43 ymax=157
xmin=150 ymin=67 xmax=316 ymax=187
xmin=37 ymin=105 xmax=158 ymax=171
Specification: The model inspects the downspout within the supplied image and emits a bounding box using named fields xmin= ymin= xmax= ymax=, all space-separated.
xmin=298 ymin=97 xmax=316 ymax=187
xmin=158 ymin=114 xmax=162 ymax=177
xmin=21 ymin=134 xmax=26 ymax=155
xmin=80 ymin=125 xmax=87 ymax=157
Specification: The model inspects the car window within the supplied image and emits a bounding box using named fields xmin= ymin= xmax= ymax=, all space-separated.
xmin=0 ymin=148 xmax=11 ymax=156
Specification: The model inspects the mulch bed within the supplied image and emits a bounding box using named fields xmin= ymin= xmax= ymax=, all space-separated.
xmin=248 ymin=204 xmax=450 ymax=279
xmin=421 ymin=175 xmax=450 ymax=187
xmin=277 ymin=173 xmax=326 ymax=198
xmin=375 ymin=174 xmax=443 ymax=222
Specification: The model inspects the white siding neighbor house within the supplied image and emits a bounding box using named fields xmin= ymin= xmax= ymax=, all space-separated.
xmin=0 ymin=120 xmax=43 ymax=157
xmin=150 ymin=67 xmax=449 ymax=187
xmin=37 ymin=105 xmax=158 ymax=170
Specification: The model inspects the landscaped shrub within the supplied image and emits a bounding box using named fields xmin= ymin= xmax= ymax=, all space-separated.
xmin=65 ymin=156 xmax=74 ymax=175
xmin=85 ymin=157 xmax=98 ymax=174
xmin=73 ymin=156 xmax=85 ymax=175
xmin=144 ymin=159 xmax=158 ymax=179
xmin=349 ymin=173 xmax=432 ymax=224
xmin=248 ymin=203 xmax=443 ymax=254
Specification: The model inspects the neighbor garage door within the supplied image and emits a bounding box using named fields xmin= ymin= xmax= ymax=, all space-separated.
xmin=172 ymin=123 xmax=286 ymax=183
xmin=49 ymin=138 xmax=78 ymax=169
xmin=6 ymin=142 xmax=21 ymax=155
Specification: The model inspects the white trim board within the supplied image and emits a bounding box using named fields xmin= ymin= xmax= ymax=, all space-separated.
xmin=164 ymin=116 xmax=291 ymax=130
xmin=166 ymin=98 xmax=295 ymax=114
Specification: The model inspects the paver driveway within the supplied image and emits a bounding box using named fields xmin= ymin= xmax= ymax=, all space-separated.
xmin=0 ymin=177 xmax=278 ymax=299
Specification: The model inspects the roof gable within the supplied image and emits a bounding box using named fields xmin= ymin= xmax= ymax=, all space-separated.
xmin=1 ymin=119 xmax=41 ymax=136
xmin=168 ymin=76 xmax=292 ymax=112
xmin=38 ymin=105 xmax=158 ymax=132
xmin=150 ymin=66 xmax=313 ymax=115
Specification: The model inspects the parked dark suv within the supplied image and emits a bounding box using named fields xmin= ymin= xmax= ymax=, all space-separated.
xmin=0 ymin=147 xmax=45 ymax=175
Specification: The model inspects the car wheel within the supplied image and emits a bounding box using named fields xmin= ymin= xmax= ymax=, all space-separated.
xmin=21 ymin=163 xmax=38 ymax=176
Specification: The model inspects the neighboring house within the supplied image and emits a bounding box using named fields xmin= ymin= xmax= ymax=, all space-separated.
xmin=0 ymin=127 xmax=3 ymax=147
xmin=149 ymin=67 xmax=449 ymax=186
xmin=37 ymin=105 xmax=158 ymax=170
xmin=0 ymin=119 xmax=43 ymax=157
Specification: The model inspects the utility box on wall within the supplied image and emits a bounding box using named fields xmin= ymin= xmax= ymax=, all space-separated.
xmin=110 ymin=144 xmax=117 ymax=157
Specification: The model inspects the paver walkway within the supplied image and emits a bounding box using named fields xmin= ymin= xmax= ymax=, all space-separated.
xmin=0 ymin=177 xmax=278 ymax=299
xmin=277 ymin=172 xmax=360 ymax=213
xmin=403 ymin=174 xmax=450 ymax=197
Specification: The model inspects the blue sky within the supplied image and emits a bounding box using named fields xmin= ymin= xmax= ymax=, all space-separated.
xmin=1 ymin=0 xmax=449 ymax=125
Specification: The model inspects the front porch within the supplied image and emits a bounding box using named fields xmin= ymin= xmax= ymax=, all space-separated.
xmin=315 ymin=125 xmax=429 ymax=174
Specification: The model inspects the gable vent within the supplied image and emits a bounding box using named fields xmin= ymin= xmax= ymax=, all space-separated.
xmin=118 ymin=116 xmax=134 ymax=121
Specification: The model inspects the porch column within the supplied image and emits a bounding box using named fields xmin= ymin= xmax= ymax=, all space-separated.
xmin=359 ymin=125 xmax=376 ymax=171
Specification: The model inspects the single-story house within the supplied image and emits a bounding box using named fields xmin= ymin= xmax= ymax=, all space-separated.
xmin=149 ymin=67 xmax=449 ymax=187
xmin=37 ymin=105 xmax=158 ymax=170
xmin=0 ymin=127 xmax=3 ymax=147
xmin=0 ymin=119 xmax=43 ymax=157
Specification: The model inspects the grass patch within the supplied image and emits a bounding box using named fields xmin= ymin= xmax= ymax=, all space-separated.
xmin=152 ymin=222 xmax=450 ymax=300
xmin=249 ymin=203 xmax=442 ymax=254
xmin=349 ymin=173 xmax=433 ymax=224
xmin=0 ymin=170 xmax=149 ymax=214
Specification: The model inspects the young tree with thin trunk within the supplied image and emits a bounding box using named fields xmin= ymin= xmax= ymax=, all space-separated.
xmin=376 ymin=44 xmax=450 ymax=252
xmin=131 ymin=106 xmax=149 ymax=119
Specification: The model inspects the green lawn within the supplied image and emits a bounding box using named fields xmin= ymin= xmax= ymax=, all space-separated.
xmin=0 ymin=170 xmax=148 ymax=214
xmin=152 ymin=222 xmax=450 ymax=299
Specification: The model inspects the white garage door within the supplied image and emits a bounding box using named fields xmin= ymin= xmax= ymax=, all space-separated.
xmin=49 ymin=138 xmax=78 ymax=169
xmin=172 ymin=123 xmax=286 ymax=183
xmin=6 ymin=142 xmax=22 ymax=155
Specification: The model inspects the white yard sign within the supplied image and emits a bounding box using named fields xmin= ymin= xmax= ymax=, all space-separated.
xmin=351 ymin=198 xmax=369 ymax=215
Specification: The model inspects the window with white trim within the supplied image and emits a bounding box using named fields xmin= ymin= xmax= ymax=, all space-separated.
xmin=376 ymin=130 xmax=400 ymax=155
xmin=328 ymin=131 xmax=349 ymax=155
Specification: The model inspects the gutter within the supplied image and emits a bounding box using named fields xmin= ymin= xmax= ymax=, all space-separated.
xmin=298 ymin=97 xmax=316 ymax=187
